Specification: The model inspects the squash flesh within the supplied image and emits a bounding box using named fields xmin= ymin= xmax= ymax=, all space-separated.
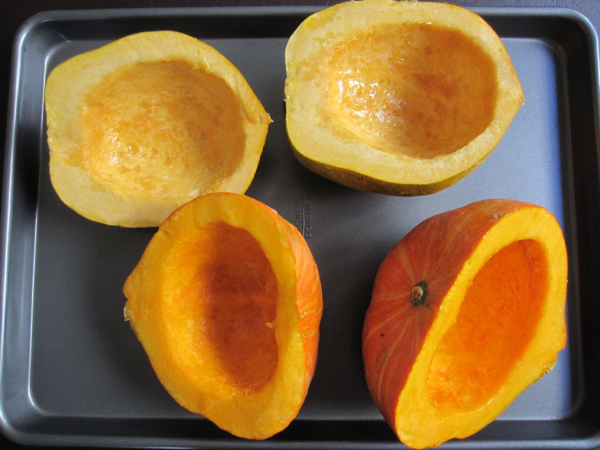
xmin=164 ymin=221 xmax=278 ymax=394
xmin=428 ymin=239 xmax=547 ymax=414
xmin=328 ymin=23 xmax=497 ymax=158
xmin=83 ymin=60 xmax=245 ymax=200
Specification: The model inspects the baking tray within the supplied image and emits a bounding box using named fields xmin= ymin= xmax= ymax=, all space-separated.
xmin=2 ymin=4 xmax=600 ymax=449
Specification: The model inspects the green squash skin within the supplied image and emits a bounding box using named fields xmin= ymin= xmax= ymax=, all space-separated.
xmin=289 ymin=140 xmax=491 ymax=197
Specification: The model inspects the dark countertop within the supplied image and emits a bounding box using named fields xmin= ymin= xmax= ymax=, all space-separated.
xmin=2 ymin=1 xmax=599 ymax=449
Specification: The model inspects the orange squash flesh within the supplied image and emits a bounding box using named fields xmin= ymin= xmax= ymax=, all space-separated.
xmin=162 ymin=221 xmax=279 ymax=393
xmin=123 ymin=193 xmax=322 ymax=439
xmin=362 ymin=199 xmax=568 ymax=448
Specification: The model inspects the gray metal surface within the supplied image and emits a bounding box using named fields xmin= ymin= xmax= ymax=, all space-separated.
xmin=1 ymin=5 xmax=598 ymax=449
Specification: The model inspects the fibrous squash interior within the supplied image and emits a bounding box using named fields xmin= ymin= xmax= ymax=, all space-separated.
xmin=427 ymin=239 xmax=547 ymax=414
xmin=327 ymin=23 xmax=497 ymax=158
xmin=164 ymin=221 xmax=278 ymax=393
xmin=82 ymin=60 xmax=245 ymax=200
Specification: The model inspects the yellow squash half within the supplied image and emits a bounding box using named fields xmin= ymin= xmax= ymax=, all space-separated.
xmin=285 ymin=0 xmax=524 ymax=195
xmin=45 ymin=31 xmax=271 ymax=227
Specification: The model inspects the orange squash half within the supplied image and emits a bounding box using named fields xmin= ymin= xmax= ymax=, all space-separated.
xmin=123 ymin=193 xmax=322 ymax=439
xmin=362 ymin=199 xmax=568 ymax=448
xmin=45 ymin=31 xmax=270 ymax=227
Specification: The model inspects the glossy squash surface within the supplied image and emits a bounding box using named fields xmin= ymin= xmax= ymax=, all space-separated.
xmin=285 ymin=0 xmax=524 ymax=195
xmin=123 ymin=193 xmax=322 ymax=439
xmin=362 ymin=199 xmax=568 ymax=448
xmin=45 ymin=31 xmax=271 ymax=227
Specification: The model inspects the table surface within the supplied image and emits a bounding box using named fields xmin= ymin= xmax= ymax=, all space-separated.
xmin=2 ymin=1 xmax=599 ymax=449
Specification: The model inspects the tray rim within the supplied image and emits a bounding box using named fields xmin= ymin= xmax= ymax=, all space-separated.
xmin=2 ymin=4 xmax=600 ymax=449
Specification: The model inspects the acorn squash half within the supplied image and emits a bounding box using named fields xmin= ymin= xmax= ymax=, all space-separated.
xmin=285 ymin=0 xmax=524 ymax=195
xmin=45 ymin=31 xmax=271 ymax=227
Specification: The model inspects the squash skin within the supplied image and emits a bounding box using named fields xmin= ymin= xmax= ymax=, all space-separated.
xmin=285 ymin=0 xmax=524 ymax=196
xmin=292 ymin=149 xmax=485 ymax=196
xmin=123 ymin=193 xmax=322 ymax=439
xmin=45 ymin=31 xmax=271 ymax=227
xmin=362 ymin=199 xmax=568 ymax=448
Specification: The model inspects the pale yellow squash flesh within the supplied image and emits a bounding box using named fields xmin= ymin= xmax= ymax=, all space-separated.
xmin=45 ymin=31 xmax=271 ymax=227
xmin=285 ymin=0 xmax=524 ymax=195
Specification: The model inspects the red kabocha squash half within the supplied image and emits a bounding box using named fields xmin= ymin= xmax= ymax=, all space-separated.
xmin=123 ymin=193 xmax=322 ymax=439
xmin=362 ymin=199 xmax=568 ymax=448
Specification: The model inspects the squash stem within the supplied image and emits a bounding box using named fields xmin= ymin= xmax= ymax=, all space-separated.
xmin=410 ymin=281 xmax=428 ymax=307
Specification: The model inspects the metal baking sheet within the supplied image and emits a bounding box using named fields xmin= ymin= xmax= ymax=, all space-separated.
xmin=2 ymin=5 xmax=600 ymax=449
